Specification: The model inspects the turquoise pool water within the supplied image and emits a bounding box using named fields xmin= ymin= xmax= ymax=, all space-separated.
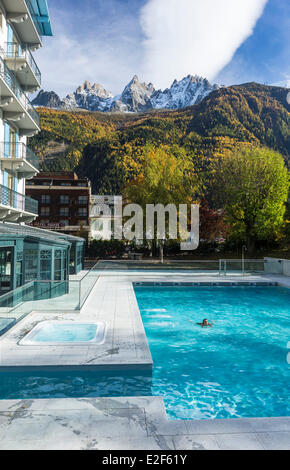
xmin=135 ymin=285 xmax=290 ymax=420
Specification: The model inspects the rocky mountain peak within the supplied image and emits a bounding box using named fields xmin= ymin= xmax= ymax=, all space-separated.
xmin=32 ymin=74 xmax=220 ymax=113
xmin=120 ymin=76 xmax=156 ymax=112
xmin=31 ymin=89 xmax=63 ymax=109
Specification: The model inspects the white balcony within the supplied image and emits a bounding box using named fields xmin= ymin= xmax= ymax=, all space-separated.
xmin=3 ymin=43 xmax=41 ymax=92
xmin=0 ymin=184 xmax=38 ymax=223
xmin=2 ymin=0 xmax=42 ymax=47
xmin=0 ymin=142 xmax=39 ymax=179
xmin=0 ymin=56 xmax=40 ymax=135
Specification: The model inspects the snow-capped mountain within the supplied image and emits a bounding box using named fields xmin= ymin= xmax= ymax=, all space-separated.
xmin=151 ymin=75 xmax=219 ymax=109
xmin=32 ymin=75 xmax=220 ymax=113
xmin=62 ymin=80 xmax=114 ymax=111
xmin=113 ymin=75 xmax=155 ymax=112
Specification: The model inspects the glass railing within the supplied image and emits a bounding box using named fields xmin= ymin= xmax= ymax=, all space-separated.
xmin=5 ymin=42 xmax=41 ymax=85
xmin=0 ymin=183 xmax=38 ymax=215
xmin=24 ymin=194 xmax=39 ymax=214
xmin=25 ymin=0 xmax=43 ymax=38
xmin=0 ymin=142 xmax=39 ymax=170
xmin=0 ymin=265 xmax=100 ymax=335
xmin=93 ymin=259 xmax=265 ymax=276
xmin=94 ymin=259 xmax=222 ymax=273
xmin=219 ymin=259 xmax=265 ymax=276
xmin=0 ymin=55 xmax=40 ymax=127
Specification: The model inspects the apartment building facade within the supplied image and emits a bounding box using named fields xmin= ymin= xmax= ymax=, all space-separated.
xmin=90 ymin=195 xmax=123 ymax=241
xmin=26 ymin=172 xmax=91 ymax=239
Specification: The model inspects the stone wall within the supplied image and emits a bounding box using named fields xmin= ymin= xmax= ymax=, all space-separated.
xmin=264 ymin=258 xmax=290 ymax=276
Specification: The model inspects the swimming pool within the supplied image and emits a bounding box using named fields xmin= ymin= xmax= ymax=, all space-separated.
xmin=135 ymin=285 xmax=290 ymax=420
xmin=0 ymin=285 xmax=289 ymax=422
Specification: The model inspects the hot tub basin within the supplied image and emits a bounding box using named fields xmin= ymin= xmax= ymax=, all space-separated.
xmin=19 ymin=321 xmax=107 ymax=346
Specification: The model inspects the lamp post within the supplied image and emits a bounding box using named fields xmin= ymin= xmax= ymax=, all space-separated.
xmin=242 ymin=245 xmax=247 ymax=277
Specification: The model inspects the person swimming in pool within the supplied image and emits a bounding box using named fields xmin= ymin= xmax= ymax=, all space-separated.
xmin=197 ymin=319 xmax=213 ymax=328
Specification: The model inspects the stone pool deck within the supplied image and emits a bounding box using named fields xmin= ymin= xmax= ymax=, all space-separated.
xmin=0 ymin=397 xmax=289 ymax=450
xmin=0 ymin=272 xmax=289 ymax=450
xmin=0 ymin=275 xmax=153 ymax=368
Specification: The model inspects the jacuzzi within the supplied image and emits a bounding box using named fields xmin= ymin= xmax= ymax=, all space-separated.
xmin=19 ymin=321 xmax=107 ymax=346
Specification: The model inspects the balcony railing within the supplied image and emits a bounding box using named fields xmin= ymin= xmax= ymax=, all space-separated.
xmin=0 ymin=184 xmax=38 ymax=215
xmin=0 ymin=55 xmax=40 ymax=127
xmin=5 ymin=43 xmax=41 ymax=85
xmin=0 ymin=142 xmax=39 ymax=170
xmin=25 ymin=0 xmax=43 ymax=38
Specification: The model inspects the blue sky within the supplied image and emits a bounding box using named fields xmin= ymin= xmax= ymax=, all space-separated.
xmin=35 ymin=0 xmax=290 ymax=97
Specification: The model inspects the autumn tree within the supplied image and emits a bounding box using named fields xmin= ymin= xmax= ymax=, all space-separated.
xmin=212 ymin=147 xmax=289 ymax=253
xmin=122 ymin=144 xmax=198 ymax=260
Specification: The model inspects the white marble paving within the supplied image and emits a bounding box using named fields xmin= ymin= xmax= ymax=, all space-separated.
xmin=0 ymin=397 xmax=289 ymax=450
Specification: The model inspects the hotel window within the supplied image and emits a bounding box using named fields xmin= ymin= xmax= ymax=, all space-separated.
xmin=78 ymin=196 xmax=88 ymax=205
xmin=16 ymin=254 xmax=23 ymax=288
xmin=41 ymin=195 xmax=51 ymax=204
xmin=60 ymin=195 xmax=69 ymax=204
xmin=93 ymin=220 xmax=103 ymax=231
xmin=59 ymin=220 xmax=69 ymax=227
xmin=40 ymin=250 xmax=52 ymax=281
xmin=78 ymin=207 xmax=87 ymax=217
xmin=76 ymin=246 xmax=83 ymax=269
xmin=24 ymin=250 xmax=38 ymax=282
xmin=60 ymin=207 xmax=69 ymax=217
xmin=41 ymin=207 xmax=50 ymax=216
xmin=0 ymin=248 xmax=13 ymax=292
xmin=54 ymin=250 xmax=67 ymax=281
xmin=63 ymin=251 xmax=67 ymax=280
xmin=54 ymin=250 xmax=62 ymax=281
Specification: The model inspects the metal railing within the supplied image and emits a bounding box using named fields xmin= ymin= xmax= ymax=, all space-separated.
xmin=5 ymin=42 xmax=41 ymax=85
xmin=25 ymin=0 xmax=43 ymax=38
xmin=0 ymin=55 xmax=40 ymax=127
xmin=0 ymin=183 xmax=38 ymax=214
xmin=0 ymin=142 xmax=39 ymax=170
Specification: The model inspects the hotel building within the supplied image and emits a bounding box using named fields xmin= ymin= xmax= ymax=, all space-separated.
xmin=0 ymin=1 xmax=85 ymax=294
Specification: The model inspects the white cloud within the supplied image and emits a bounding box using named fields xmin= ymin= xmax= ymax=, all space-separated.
xmin=140 ymin=0 xmax=268 ymax=89
xmin=34 ymin=7 xmax=143 ymax=97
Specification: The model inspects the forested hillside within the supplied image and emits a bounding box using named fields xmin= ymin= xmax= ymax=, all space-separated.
xmin=30 ymin=83 xmax=290 ymax=194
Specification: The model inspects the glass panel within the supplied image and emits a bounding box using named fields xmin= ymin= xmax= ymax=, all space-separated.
xmin=54 ymin=258 xmax=61 ymax=281
xmin=0 ymin=248 xmax=13 ymax=293
xmin=41 ymin=195 xmax=51 ymax=204
xmin=59 ymin=208 xmax=69 ymax=216
xmin=24 ymin=250 xmax=38 ymax=282
xmin=40 ymin=250 xmax=52 ymax=280
xmin=16 ymin=261 xmax=23 ymax=288
xmin=60 ymin=196 xmax=69 ymax=204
